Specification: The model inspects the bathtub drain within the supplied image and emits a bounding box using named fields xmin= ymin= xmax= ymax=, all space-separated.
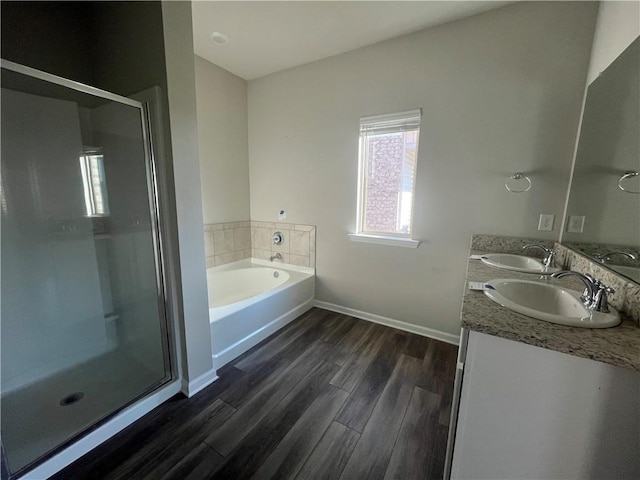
xmin=60 ymin=392 xmax=84 ymax=406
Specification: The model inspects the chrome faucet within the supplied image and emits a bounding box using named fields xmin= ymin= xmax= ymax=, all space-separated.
xmin=269 ymin=252 xmax=282 ymax=262
xmin=523 ymin=244 xmax=556 ymax=268
xmin=551 ymin=271 xmax=615 ymax=313
xmin=591 ymin=281 xmax=615 ymax=314
xmin=594 ymin=251 xmax=637 ymax=264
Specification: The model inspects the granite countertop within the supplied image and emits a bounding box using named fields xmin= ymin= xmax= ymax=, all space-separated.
xmin=461 ymin=251 xmax=640 ymax=371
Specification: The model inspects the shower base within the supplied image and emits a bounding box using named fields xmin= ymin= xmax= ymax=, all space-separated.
xmin=1 ymin=348 xmax=167 ymax=475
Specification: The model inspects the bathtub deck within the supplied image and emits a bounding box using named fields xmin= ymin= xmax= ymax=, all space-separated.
xmin=52 ymin=308 xmax=458 ymax=480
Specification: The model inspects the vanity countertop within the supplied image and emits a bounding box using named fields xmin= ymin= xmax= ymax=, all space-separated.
xmin=461 ymin=251 xmax=640 ymax=371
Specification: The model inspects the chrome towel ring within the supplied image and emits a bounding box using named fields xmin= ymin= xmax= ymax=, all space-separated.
xmin=618 ymin=171 xmax=639 ymax=194
xmin=505 ymin=173 xmax=532 ymax=193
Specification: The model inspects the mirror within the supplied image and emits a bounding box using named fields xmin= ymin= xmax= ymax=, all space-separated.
xmin=562 ymin=37 xmax=640 ymax=284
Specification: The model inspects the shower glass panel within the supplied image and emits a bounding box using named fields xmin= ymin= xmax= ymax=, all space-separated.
xmin=0 ymin=62 xmax=171 ymax=477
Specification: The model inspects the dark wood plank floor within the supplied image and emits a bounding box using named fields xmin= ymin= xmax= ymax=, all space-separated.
xmin=52 ymin=308 xmax=458 ymax=480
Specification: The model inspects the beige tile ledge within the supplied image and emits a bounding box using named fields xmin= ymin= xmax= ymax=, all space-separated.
xmin=462 ymin=250 xmax=640 ymax=372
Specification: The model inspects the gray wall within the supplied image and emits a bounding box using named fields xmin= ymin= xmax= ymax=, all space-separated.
xmin=248 ymin=2 xmax=597 ymax=336
xmin=1 ymin=2 xmax=95 ymax=85
xmin=162 ymin=2 xmax=214 ymax=384
xmin=90 ymin=3 xmax=169 ymax=98
xmin=1 ymin=2 xmax=168 ymax=99
xmin=195 ymin=56 xmax=250 ymax=224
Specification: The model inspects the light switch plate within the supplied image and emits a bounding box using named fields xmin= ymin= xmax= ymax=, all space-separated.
xmin=567 ymin=215 xmax=585 ymax=233
xmin=538 ymin=214 xmax=555 ymax=231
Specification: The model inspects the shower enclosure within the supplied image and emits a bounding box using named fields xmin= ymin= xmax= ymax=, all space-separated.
xmin=1 ymin=60 xmax=173 ymax=478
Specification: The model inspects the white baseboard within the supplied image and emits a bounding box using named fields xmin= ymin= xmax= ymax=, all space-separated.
xmin=21 ymin=380 xmax=181 ymax=480
xmin=212 ymin=298 xmax=314 ymax=369
xmin=313 ymin=300 xmax=460 ymax=345
xmin=181 ymin=368 xmax=219 ymax=398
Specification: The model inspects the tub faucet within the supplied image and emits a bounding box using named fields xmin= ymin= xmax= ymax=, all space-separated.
xmin=522 ymin=244 xmax=556 ymax=268
xmin=551 ymin=271 xmax=615 ymax=313
xmin=269 ymin=252 xmax=282 ymax=262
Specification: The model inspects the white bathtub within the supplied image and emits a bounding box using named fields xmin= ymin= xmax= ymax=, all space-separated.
xmin=206 ymin=259 xmax=315 ymax=369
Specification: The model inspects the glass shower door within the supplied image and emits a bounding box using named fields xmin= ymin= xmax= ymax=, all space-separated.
xmin=0 ymin=61 xmax=172 ymax=477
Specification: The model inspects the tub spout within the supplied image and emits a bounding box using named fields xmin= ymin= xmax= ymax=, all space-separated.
xmin=269 ymin=252 xmax=282 ymax=262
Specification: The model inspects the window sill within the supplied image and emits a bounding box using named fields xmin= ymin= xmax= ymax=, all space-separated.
xmin=347 ymin=233 xmax=420 ymax=248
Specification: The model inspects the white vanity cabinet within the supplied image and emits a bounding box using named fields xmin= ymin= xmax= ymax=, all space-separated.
xmin=447 ymin=329 xmax=640 ymax=479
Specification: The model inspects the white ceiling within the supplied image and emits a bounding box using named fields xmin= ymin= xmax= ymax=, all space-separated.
xmin=192 ymin=1 xmax=513 ymax=80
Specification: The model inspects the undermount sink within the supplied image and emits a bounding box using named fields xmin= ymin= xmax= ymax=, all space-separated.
xmin=481 ymin=254 xmax=561 ymax=275
xmin=483 ymin=278 xmax=621 ymax=328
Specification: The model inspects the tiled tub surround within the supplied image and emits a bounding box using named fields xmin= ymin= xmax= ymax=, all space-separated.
xmin=463 ymin=236 xmax=640 ymax=371
xmin=204 ymin=221 xmax=316 ymax=269
xmin=204 ymin=221 xmax=252 ymax=267
xmin=251 ymin=221 xmax=316 ymax=268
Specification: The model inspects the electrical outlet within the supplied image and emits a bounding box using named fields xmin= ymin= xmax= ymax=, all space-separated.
xmin=538 ymin=214 xmax=555 ymax=231
xmin=567 ymin=215 xmax=585 ymax=233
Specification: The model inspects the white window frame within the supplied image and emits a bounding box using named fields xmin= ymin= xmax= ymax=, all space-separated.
xmin=349 ymin=109 xmax=421 ymax=248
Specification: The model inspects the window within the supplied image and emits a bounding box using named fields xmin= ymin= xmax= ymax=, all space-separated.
xmin=79 ymin=149 xmax=110 ymax=217
xmin=351 ymin=109 xmax=421 ymax=247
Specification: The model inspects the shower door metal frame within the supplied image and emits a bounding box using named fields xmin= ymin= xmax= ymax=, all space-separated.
xmin=0 ymin=59 xmax=175 ymax=477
